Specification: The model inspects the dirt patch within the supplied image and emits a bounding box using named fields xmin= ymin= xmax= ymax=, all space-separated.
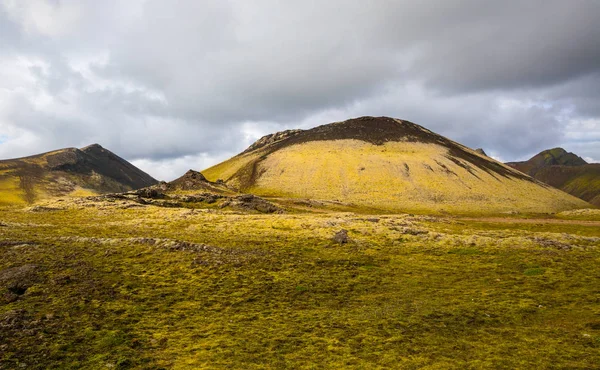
xmin=15 ymin=163 xmax=44 ymax=204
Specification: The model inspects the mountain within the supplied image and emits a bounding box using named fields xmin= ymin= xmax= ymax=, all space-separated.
xmin=506 ymin=148 xmax=588 ymax=176
xmin=507 ymin=148 xmax=600 ymax=206
xmin=0 ymin=144 xmax=157 ymax=205
xmin=202 ymin=116 xmax=589 ymax=214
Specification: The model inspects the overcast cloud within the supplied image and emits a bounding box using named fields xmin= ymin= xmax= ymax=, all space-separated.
xmin=1 ymin=0 xmax=599 ymax=180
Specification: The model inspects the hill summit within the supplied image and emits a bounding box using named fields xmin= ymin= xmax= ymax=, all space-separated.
xmin=507 ymin=148 xmax=600 ymax=207
xmin=0 ymin=144 xmax=157 ymax=205
xmin=507 ymin=148 xmax=587 ymax=176
xmin=203 ymin=116 xmax=589 ymax=213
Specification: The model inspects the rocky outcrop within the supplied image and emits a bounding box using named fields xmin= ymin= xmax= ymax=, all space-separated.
xmin=243 ymin=129 xmax=304 ymax=153
xmin=475 ymin=148 xmax=487 ymax=156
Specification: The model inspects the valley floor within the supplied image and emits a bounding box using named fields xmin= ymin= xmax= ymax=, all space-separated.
xmin=0 ymin=202 xmax=599 ymax=369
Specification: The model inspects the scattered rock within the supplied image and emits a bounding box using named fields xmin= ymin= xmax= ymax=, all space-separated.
xmin=0 ymin=264 xmax=39 ymax=296
xmin=119 ymin=203 xmax=146 ymax=209
xmin=244 ymin=129 xmax=303 ymax=153
xmin=180 ymin=193 xmax=223 ymax=204
xmin=134 ymin=188 xmax=165 ymax=199
xmin=532 ymin=237 xmax=573 ymax=251
xmin=160 ymin=240 xmax=221 ymax=254
xmin=401 ymin=227 xmax=429 ymax=235
xmin=333 ymin=229 xmax=349 ymax=244
xmin=26 ymin=206 xmax=63 ymax=212
xmin=224 ymin=194 xmax=283 ymax=213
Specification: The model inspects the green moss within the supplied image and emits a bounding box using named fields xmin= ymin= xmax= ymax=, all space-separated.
xmin=0 ymin=205 xmax=598 ymax=368
xmin=523 ymin=267 xmax=545 ymax=276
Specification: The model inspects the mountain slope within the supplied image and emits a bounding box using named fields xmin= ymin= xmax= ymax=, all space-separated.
xmin=507 ymin=148 xmax=587 ymax=176
xmin=507 ymin=148 xmax=600 ymax=206
xmin=203 ymin=116 xmax=589 ymax=214
xmin=0 ymin=144 xmax=157 ymax=205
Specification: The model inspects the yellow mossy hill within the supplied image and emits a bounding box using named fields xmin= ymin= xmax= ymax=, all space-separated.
xmin=203 ymin=116 xmax=590 ymax=214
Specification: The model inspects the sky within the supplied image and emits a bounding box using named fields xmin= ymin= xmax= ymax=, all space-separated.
xmin=0 ymin=0 xmax=599 ymax=181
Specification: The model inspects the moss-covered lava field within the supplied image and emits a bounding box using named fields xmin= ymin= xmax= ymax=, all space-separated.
xmin=1 ymin=199 xmax=599 ymax=369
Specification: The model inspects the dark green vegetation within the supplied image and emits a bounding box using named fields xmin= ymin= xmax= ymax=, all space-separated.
xmin=0 ymin=144 xmax=157 ymax=205
xmin=1 ymin=200 xmax=599 ymax=369
xmin=508 ymin=148 xmax=600 ymax=206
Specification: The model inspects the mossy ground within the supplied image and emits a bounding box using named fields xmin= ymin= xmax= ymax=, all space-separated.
xmin=0 ymin=178 xmax=26 ymax=206
xmin=0 ymin=202 xmax=599 ymax=369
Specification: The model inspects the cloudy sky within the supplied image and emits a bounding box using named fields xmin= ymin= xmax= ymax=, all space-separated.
xmin=1 ymin=0 xmax=599 ymax=180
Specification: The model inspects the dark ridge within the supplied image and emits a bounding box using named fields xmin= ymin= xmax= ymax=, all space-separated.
xmin=278 ymin=116 xmax=435 ymax=146
xmin=52 ymin=145 xmax=158 ymax=190
xmin=475 ymin=148 xmax=487 ymax=156
xmin=0 ymin=144 xmax=158 ymax=197
xmin=243 ymin=130 xmax=303 ymax=154
xmin=538 ymin=148 xmax=587 ymax=166
xmin=239 ymin=116 xmax=535 ymax=184
xmin=445 ymin=155 xmax=482 ymax=180
xmin=507 ymin=147 xmax=588 ymax=177
xmin=81 ymin=143 xmax=104 ymax=152
xmin=0 ymin=147 xmax=77 ymax=163
xmin=505 ymin=148 xmax=599 ymax=206
xmin=46 ymin=149 xmax=87 ymax=170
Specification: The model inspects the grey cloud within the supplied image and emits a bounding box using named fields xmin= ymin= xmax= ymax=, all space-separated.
xmin=283 ymin=86 xmax=566 ymax=161
xmin=0 ymin=0 xmax=599 ymax=180
xmin=98 ymin=0 xmax=600 ymax=123
xmin=0 ymin=8 xmax=21 ymax=49
xmin=414 ymin=1 xmax=600 ymax=92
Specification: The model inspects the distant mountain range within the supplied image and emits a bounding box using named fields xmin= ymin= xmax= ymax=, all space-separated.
xmin=0 ymin=144 xmax=157 ymax=205
xmin=202 ymin=116 xmax=588 ymax=213
xmin=507 ymin=148 xmax=600 ymax=206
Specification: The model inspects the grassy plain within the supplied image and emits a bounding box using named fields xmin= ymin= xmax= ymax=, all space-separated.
xmin=0 ymin=198 xmax=599 ymax=369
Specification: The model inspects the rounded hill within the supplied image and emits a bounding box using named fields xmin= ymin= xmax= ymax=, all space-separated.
xmin=202 ymin=117 xmax=590 ymax=214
